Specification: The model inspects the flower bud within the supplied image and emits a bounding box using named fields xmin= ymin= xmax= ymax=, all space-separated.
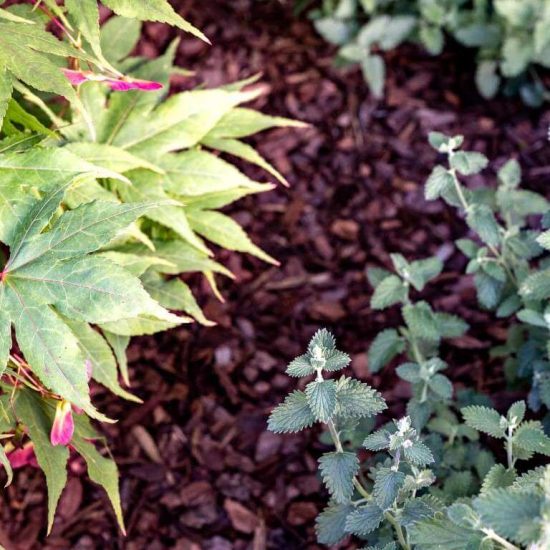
xmin=50 ymin=400 xmax=75 ymax=446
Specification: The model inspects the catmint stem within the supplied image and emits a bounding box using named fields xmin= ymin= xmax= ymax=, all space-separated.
xmin=448 ymin=155 xmax=518 ymax=286
xmin=384 ymin=511 xmax=410 ymax=550
xmin=481 ymin=528 xmax=520 ymax=550
xmin=326 ymin=418 xmax=371 ymax=500
xmin=506 ymin=425 xmax=514 ymax=470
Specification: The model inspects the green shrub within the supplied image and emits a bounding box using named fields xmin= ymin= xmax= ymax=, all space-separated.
xmin=308 ymin=0 xmax=550 ymax=105
xmin=0 ymin=0 xmax=301 ymax=533
xmin=268 ymin=134 xmax=550 ymax=548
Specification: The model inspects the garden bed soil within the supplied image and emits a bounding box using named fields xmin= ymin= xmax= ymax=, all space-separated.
xmin=1 ymin=1 xmax=549 ymax=548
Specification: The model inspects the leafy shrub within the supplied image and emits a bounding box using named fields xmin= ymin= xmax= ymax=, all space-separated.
xmin=307 ymin=0 xmax=550 ymax=105
xmin=0 ymin=0 xmax=301 ymax=533
xmin=270 ymin=330 xmax=550 ymax=548
xmin=268 ymin=135 xmax=550 ymax=547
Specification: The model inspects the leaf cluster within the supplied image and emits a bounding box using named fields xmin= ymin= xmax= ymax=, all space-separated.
xmin=308 ymin=0 xmax=550 ymax=105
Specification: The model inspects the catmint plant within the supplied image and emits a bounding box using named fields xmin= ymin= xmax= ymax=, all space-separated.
xmin=269 ymin=330 xmax=550 ymax=549
xmin=424 ymin=133 xmax=550 ymax=417
xmin=309 ymin=0 xmax=550 ymax=105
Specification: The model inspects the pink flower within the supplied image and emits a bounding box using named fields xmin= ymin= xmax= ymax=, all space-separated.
xmin=7 ymin=442 xmax=38 ymax=469
xmin=50 ymin=400 xmax=75 ymax=446
xmin=62 ymin=69 xmax=163 ymax=92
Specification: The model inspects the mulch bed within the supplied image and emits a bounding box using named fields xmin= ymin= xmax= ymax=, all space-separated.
xmin=1 ymin=1 xmax=549 ymax=548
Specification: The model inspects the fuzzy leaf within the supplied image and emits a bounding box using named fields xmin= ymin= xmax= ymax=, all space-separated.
xmin=402 ymin=301 xmax=440 ymax=342
xmin=481 ymin=464 xmax=516 ymax=494
xmin=425 ymin=166 xmax=455 ymax=200
xmin=335 ymin=377 xmax=387 ymax=419
xmin=367 ymin=329 xmax=405 ymax=373
xmin=450 ymin=151 xmax=489 ymax=175
xmin=462 ymin=406 xmax=505 ymax=438
xmin=371 ymin=275 xmax=407 ymax=309
xmin=474 ymin=488 xmax=542 ymax=545
xmin=513 ymin=421 xmax=550 ymax=456
xmin=268 ymin=391 xmax=316 ymax=433
xmin=374 ymin=467 xmax=405 ymax=510
xmin=315 ymin=503 xmax=354 ymax=546
xmin=286 ymin=354 xmax=315 ymax=377
xmin=409 ymin=516 xmax=484 ymax=549
xmin=319 ymin=451 xmax=359 ymax=503
xmin=345 ymin=504 xmax=384 ymax=535
xmin=363 ymin=428 xmax=391 ymax=451
xmin=403 ymin=440 xmax=434 ymax=466
xmin=466 ymin=204 xmax=500 ymax=246
xmin=305 ymin=380 xmax=337 ymax=422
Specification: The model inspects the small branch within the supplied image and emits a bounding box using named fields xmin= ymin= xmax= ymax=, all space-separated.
xmin=482 ymin=528 xmax=520 ymax=550
xmin=385 ymin=511 xmax=410 ymax=550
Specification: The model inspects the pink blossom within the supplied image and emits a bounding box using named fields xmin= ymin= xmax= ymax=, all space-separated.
xmin=62 ymin=69 xmax=163 ymax=92
xmin=50 ymin=400 xmax=75 ymax=446
xmin=7 ymin=443 xmax=38 ymax=469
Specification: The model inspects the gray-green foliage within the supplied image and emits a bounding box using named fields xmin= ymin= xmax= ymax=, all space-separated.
xmin=308 ymin=0 xmax=550 ymax=105
xmin=269 ymin=331 xmax=550 ymax=548
xmin=424 ymin=133 xmax=550 ymax=419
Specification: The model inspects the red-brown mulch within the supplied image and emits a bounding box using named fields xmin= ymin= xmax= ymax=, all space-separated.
xmin=1 ymin=1 xmax=549 ymax=549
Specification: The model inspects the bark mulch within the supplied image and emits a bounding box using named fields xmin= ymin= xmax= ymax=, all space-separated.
xmin=1 ymin=1 xmax=549 ymax=548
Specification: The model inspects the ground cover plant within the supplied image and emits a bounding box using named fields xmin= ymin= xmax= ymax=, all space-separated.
xmin=269 ymin=133 xmax=550 ymax=548
xmin=0 ymin=0 xmax=301 ymax=534
xmin=304 ymin=0 xmax=550 ymax=105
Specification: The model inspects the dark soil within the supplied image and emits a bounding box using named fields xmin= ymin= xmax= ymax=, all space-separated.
xmin=1 ymin=1 xmax=549 ymax=549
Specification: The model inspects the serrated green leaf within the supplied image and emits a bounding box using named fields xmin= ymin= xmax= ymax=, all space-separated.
xmin=14 ymin=390 xmax=69 ymax=534
xmin=425 ymin=166 xmax=455 ymax=200
xmin=335 ymin=376 xmax=387 ymax=419
xmin=513 ymin=421 xmax=550 ymax=455
xmin=401 ymin=497 xmax=439 ymax=526
xmin=451 ymin=151 xmax=489 ymax=175
xmin=99 ymin=16 xmax=141 ymax=64
xmin=141 ymin=272 xmax=214 ymax=326
xmin=101 ymin=0 xmax=209 ymax=43
xmin=286 ymin=354 xmax=315 ymax=377
xmin=63 ymin=318 xmax=140 ymax=403
xmin=474 ymin=488 xmax=542 ymax=545
xmin=507 ymin=401 xmax=526 ymax=425
xmin=0 ymin=67 xmax=12 ymax=128
xmin=163 ymin=149 xmax=263 ymax=196
xmin=268 ymin=390 xmax=316 ymax=433
xmin=71 ymin=430 xmax=125 ymax=533
xmin=475 ymin=272 xmax=503 ymax=309
xmin=65 ymin=0 xmax=101 ymax=60
xmin=462 ymin=406 xmax=505 ymax=438
xmin=102 ymin=330 xmax=130 ymax=386
xmin=404 ymin=440 xmax=434 ymax=466
xmin=374 ymin=467 xmax=405 ymax=510
xmin=403 ymin=301 xmax=440 ymax=342
xmin=8 ymin=200 xmax=166 ymax=270
xmin=498 ymin=159 xmax=521 ymax=188
xmin=110 ymin=90 xmax=253 ymax=159
xmin=428 ymin=374 xmax=453 ymax=399
xmin=305 ymin=379 xmax=337 ymax=422
xmin=371 ymin=275 xmax=407 ymax=309
xmin=5 ymin=285 xmax=106 ymax=422
xmin=319 ymin=451 xmax=359 ymax=504
xmin=315 ymin=502 xmax=354 ymax=546
xmin=410 ymin=515 xmax=484 ymax=549
xmin=187 ymin=209 xmax=277 ymax=265
xmin=345 ymin=503 xmax=384 ymax=535
xmin=466 ymin=204 xmax=501 ymax=246
xmin=364 ymin=428 xmax=391 ymax=451
xmin=520 ymin=269 xmax=550 ymax=301
xmin=434 ymin=312 xmax=469 ymax=338
xmin=481 ymin=464 xmax=516 ymax=494
xmin=367 ymin=329 xmax=405 ymax=373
